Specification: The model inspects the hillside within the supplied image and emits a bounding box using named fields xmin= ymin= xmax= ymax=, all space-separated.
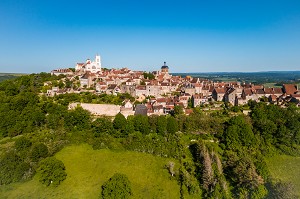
xmin=0 ymin=144 xmax=180 ymax=199
xmin=1 ymin=73 xmax=300 ymax=198
xmin=266 ymin=155 xmax=300 ymax=197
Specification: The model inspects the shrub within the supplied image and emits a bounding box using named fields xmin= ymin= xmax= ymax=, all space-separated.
xmin=38 ymin=157 xmax=67 ymax=186
xmin=0 ymin=151 xmax=31 ymax=185
xmin=15 ymin=137 xmax=32 ymax=152
xmin=101 ymin=173 xmax=132 ymax=199
xmin=31 ymin=143 xmax=49 ymax=161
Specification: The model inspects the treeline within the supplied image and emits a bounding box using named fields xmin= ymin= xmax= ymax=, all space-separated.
xmin=0 ymin=74 xmax=18 ymax=82
xmin=0 ymin=74 xmax=300 ymax=198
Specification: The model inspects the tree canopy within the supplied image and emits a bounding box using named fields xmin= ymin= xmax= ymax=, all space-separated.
xmin=38 ymin=157 xmax=67 ymax=186
xmin=101 ymin=173 xmax=132 ymax=199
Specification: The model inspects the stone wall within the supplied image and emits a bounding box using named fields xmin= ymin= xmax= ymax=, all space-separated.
xmin=69 ymin=103 xmax=121 ymax=117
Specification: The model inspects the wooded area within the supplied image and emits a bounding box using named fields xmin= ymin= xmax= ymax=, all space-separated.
xmin=0 ymin=73 xmax=299 ymax=198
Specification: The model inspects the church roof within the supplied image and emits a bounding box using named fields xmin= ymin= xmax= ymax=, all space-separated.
xmin=161 ymin=62 xmax=169 ymax=69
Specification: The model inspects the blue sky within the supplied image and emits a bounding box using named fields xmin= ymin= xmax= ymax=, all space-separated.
xmin=0 ymin=0 xmax=300 ymax=73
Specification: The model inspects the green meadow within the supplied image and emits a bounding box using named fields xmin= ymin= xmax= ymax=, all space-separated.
xmin=1 ymin=144 xmax=180 ymax=199
xmin=266 ymin=155 xmax=300 ymax=197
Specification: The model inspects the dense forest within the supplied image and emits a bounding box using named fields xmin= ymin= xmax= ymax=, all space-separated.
xmin=0 ymin=73 xmax=300 ymax=198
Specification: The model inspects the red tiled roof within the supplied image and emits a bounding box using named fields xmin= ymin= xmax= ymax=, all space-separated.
xmin=156 ymin=98 xmax=166 ymax=103
xmin=136 ymin=86 xmax=146 ymax=90
xmin=283 ymin=84 xmax=298 ymax=95
xmin=214 ymin=87 xmax=227 ymax=94
xmin=243 ymin=88 xmax=253 ymax=96
xmin=273 ymin=88 xmax=283 ymax=94
xmin=264 ymin=88 xmax=274 ymax=94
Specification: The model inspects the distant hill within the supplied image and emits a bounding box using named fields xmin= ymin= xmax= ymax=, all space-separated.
xmin=0 ymin=73 xmax=26 ymax=82
xmin=172 ymin=71 xmax=300 ymax=84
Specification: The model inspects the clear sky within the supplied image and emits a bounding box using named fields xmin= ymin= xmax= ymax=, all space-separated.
xmin=1 ymin=0 xmax=300 ymax=73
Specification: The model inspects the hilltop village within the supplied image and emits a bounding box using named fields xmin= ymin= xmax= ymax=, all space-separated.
xmin=48 ymin=54 xmax=300 ymax=116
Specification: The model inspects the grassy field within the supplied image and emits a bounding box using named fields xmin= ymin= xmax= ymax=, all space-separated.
xmin=266 ymin=155 xmax=300 ymax=196
xmin=263 ymin=82 xmax=282 ymax=88
xmin=1 ymin=144 xmax=180 ymax=199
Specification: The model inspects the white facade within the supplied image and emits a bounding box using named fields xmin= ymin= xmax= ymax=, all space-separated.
xmin=75 ymin=54 xmax=101 ymax=73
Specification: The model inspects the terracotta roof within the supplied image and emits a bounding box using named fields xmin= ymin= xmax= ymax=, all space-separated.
xmin=273 ymin=88 xmax=283 ymax=94
xmin=255 ymin=89 xmax=265 ymax=94
xmin=283 ymin=84 xmax=298 ymax=95
xmin=161 ymin=82 xmax=170 ymax=86
xmin=269 ymin=94 xmax=277 ymax=101
xmin=252 ymin=85 xmax=264 ymax=89
xmin=136 ymin=86 xmax=146 ymax=90
xmin=291 ymin=94 xmax=300 ymax=98
xmin=107 ymin=84 xmax=117 ymax=90
xmin=179 ymin=96 xmax=188 ymax=100
xmin=243 ymin=88 xmax=253 ymax=96
xmin=193 ymin=94 xmax=203 ymax=99
xmin=191 ymin=78 xmax=199 ymax=83
xmin=153 ymin=105 xmax=163 ymax=110
xmin=264 ymin=88 xmax=274 ymax=94
xmin=214 ymin=88 xmax=227 ymax=94
xmin=52 ymin=68 xmax=73 ymax=73
xmin=97 ymin=82 xmax=106 ymax=85
xmin=156 ymin=98 xmax=166 ymax=103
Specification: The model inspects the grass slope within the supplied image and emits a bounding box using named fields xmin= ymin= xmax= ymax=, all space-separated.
xmin=1 ymin=144 xmax=180 ymax=199
xmin=266 ymin=155 xmax=300 ymax=196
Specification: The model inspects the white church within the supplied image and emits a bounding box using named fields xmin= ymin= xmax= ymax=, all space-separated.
xmin=75 ymin=54 xmax=101 ymax=73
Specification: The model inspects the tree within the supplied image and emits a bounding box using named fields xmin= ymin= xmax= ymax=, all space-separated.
xmin=38 ymin=157 xmax=67 ymax=186
xmin=224 ymin=115 xmax=256 ymax=150
xmin=64 ymin=106 xmax=91 ymax=131
xmin=188 ymin=97 xmax=194 ymax=108
xmin=124 ymin=116 xmax=135 ymax=134
xmin=133 ymin=115 xmax=150 ymax=134
xmin=93 ymin=117 xmax=114 ymax=136
xmin=156 ymin=115 xmax=167 ymax=135
xmin=101 ymin=173 xmax=132 ymax=199
xmin=167 ymin=116 xmax=178 ymax=134
xmin=113 ymin=113 xmax=127 ymax=131
xmin=143 ymin=72 xmax=155 ymax=80
xmin=173 ymin=105 xmax=184 ymax=116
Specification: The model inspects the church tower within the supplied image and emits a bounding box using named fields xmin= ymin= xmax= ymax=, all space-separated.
xmin=161 ymin=61 xmax=169 ymax=74
xmin=95 ymin=54 xmax=101 ymax=72
xmin=96 ymin=54 xmax=101 ymax=67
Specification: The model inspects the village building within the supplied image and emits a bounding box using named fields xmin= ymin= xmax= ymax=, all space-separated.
xmin=51 ymin=68 xmax=74 ymax=76
xmin=75 ymin=54 xmax=101 ymax=74
xmin=224 ymin=87 xmax=237 ymax=105
xmin=283 ymin=84 xmax=298 ymax=95
xmin=212 ymin=87 xmax=227 ymax=102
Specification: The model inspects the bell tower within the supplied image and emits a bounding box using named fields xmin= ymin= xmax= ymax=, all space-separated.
xmin=95 ymin=54 xmax=101 ymax=71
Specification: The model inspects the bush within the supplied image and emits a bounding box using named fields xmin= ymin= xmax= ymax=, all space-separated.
xmin=31 ymin=143 xmax=49 ymax=161
xmin=38 ymin=157 xmax=67 ymax=186
xmin=15 ymin=137 xmax=32 ymax=152
xmin=0 ymin=151 xmax=31 ymax=185
xmin=101 ymin=173 xmax=132 ymax=199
